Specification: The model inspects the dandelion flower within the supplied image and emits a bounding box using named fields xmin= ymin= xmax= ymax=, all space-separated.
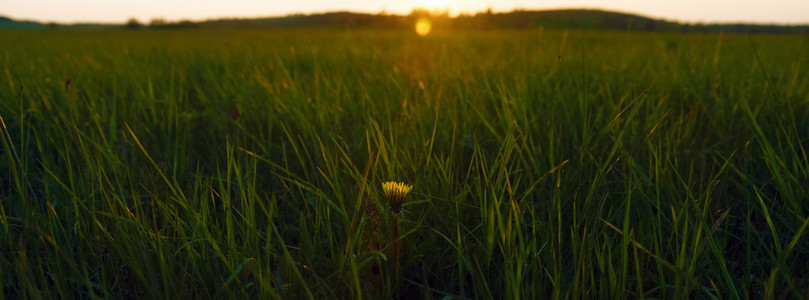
xmin=382 ymin=181 xmax=413 ymax=214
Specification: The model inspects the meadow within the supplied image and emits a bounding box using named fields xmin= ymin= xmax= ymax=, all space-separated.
xmin=1 ymin=27 xmax=808 ymax=299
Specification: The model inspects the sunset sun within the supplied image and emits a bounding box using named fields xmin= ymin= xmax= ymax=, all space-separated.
xmin=415 ymin=17 xmax=432 ymax=36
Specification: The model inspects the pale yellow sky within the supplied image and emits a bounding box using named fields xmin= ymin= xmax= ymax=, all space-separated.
xmin=4 ymin=0 xmax=809 ymax=24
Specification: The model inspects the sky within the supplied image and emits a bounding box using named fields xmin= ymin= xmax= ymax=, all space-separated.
xmin=4 ymin=0 xmax=809 ymax=25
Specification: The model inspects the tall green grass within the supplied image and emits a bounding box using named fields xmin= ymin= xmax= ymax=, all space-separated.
xmin=1 ymin=28 xmax=808 ymax=299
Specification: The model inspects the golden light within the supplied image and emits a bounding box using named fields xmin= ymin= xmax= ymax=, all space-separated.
xmin=418 ymin=0 xmax=448 ymax=9
xmin=415 ymin=17 xmax=432 ymax=36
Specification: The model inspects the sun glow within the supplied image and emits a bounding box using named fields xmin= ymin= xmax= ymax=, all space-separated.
xmin=417 ymin=0 xmax=448 ymax=10
xmin=415 ymin=17 xmax=432 ymax=36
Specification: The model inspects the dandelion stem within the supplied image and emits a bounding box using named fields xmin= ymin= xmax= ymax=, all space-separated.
xmin=394 ymin=213 xmax=400 ymax=298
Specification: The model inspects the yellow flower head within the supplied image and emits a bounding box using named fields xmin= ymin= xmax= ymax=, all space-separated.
xmin=382 ymin=181 xmax=413 ymax=214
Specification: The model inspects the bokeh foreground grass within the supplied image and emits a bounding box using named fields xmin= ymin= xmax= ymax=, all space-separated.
xmin=1 ymin=28 xmax=809 ymax=299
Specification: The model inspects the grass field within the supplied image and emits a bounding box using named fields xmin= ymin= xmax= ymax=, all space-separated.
xmin=1 ymin=28 xmax=809 ymax=299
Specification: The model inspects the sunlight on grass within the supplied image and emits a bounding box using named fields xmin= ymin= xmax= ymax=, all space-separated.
xmin=0 ymin=28 xmax=807 ymax=299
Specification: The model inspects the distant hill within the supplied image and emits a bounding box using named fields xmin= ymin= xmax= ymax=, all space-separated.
xmin=0 ymin=15 xmax=117 ymax=29
xmin=454 ymin=9 xmax=809 ymax=33
xmin=0 ymin=16 xmax=45 ymax=29
xmin=452 ymin=9 xmax=679 ymax=31
xmin=2 ymin=10 xmax=808 ymax=33
xmin=203 ymin=12 xmax=406 ymax=28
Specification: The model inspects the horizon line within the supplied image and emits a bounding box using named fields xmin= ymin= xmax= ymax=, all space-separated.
xmin=3 ymin=7 xmax=809 ymax=27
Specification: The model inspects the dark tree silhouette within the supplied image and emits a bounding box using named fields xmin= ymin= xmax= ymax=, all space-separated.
xmin=124 ymin=18 xmax=142 ymax=29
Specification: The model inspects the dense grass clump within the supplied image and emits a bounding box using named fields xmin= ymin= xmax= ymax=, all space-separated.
xmin=1 ymin=28 xmax=808 ymax=299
